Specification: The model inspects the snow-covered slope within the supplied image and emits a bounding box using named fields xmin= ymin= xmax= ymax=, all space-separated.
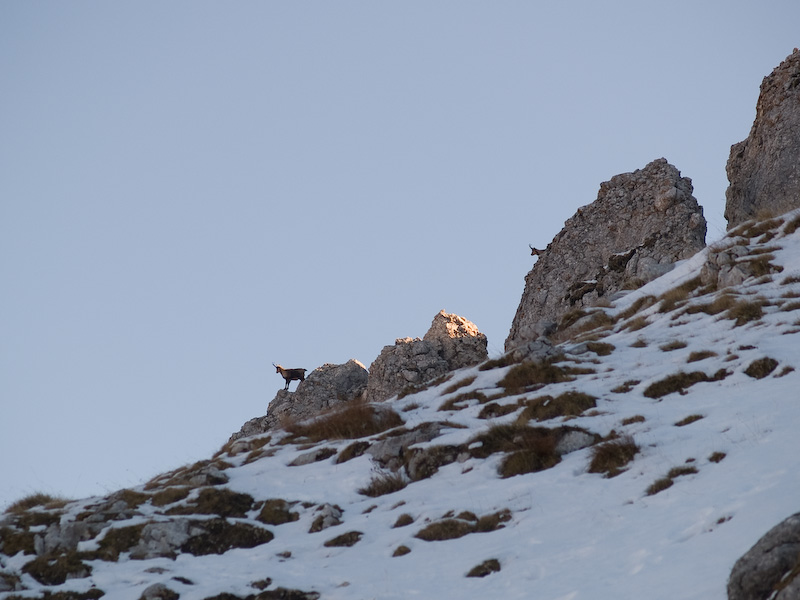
xmin=3 ymin=213 xmax=800 ymax=600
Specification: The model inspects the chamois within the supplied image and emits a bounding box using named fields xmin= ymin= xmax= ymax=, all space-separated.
xmin=529 ymin=244 xmax=544 ymax=257
xmin=273 ymin=363 xmax=307 ymax=391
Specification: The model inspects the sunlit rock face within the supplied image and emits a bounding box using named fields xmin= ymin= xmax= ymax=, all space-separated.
xmin=366 ymin=310 xmax=488 ymax=402
xmin=725 ymin=49 xmax=800 ymax=229
xmin=506 ymin=158 xmax=706 ymax=350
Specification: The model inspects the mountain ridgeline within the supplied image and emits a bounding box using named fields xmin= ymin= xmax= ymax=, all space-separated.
xmin=2 ymin=49 xmax=800 ymax=600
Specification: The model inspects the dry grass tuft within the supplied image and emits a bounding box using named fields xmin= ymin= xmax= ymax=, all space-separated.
xmin=285 ymin=403 xmax=403 ymax=442
xmin=675 ymin=414 xmax=704 ymax=427
xmin=588 ymin=435 xmax=639 ymax=477
xmin=659 ymin=340 xmax=688 ymax=352
xmin=585 ymin=341 xmax=615 ymax=356
xmin=518 ymin=391 xmax=597 ymax=422
xmin=643 ymin=369 xmax=728 ymax=399
xmin=4 ymin=493 xmax=70 ymax=515
xmin=498 ymin=361 xmax=575 ymax=394
xmin=612 ymin=380 xmax=640 ymax=393
xmin=441 ymin=376 xmax=477 ymax=396
xmin=744 ymin=357 xmax=779 ymax=379
xmin=357 ymin=471 xmax=408 ymax=497
xmin=618 ymin=295 xmax=657 ymax=321
xmin=687 ymin=350 xmax=718 ymax=363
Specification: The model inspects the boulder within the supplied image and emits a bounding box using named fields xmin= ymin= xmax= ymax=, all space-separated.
xmin=230 ymin=359 xmax=369 ymax=440
xmin=725 ymin=49 xmax=800 ymax=228
xmin=506 ymin=158 xmax=706 ymax=350
xmin=728 ymin=512 xmax=800 ymax=600
xmin=366 ymin=311 xmax=488 ymax=402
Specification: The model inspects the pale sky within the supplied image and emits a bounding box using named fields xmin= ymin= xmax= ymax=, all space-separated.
xmin=2 ymin=1 xmax=798 ymax=510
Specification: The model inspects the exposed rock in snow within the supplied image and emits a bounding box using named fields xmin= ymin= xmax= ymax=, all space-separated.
xmin=230 ymin=359 xmax=369 ymax=440
xmin=727 ymin=512 xmax=800 ymax=600
xmin=366 ymin=310 xmax=488 ymax=402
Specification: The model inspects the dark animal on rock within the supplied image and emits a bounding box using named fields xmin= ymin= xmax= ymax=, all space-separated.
xmin=273 ymin=363 xmax=307 ymax=391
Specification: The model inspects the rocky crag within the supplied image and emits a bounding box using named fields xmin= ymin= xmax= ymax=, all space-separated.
xmin=230 ymin=311 xmax=488 ymax=441
xmin=725 ymin=48 xmax=800 ymax=229
xmin=505 ymin=158 xmax=707 ymax=351
xmin=365 ymin=310 xmax=488 ymax=403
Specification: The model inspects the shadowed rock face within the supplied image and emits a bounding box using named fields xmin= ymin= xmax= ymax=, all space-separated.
xmin=728 ymin=512 xmax=800 ymax=600
xmin=725 ymin=49 xmax=800 ymax=228
xmin=506 ymin=158 xmax=706 ymax=350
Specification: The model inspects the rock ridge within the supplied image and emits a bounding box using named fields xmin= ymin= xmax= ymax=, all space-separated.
xmin=725 ymin=49 xmax=800 ymax=228
xmin=506 ymin=158 xmax=706 ymax=350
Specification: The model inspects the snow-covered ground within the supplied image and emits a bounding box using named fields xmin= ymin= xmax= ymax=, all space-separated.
xmin=3 ymin=212 xmax=800 ymax=600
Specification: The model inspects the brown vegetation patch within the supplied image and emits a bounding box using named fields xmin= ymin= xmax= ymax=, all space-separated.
xmin=675 ymin=414 xmax=704 ymax=427
xmin=621 ymin=415 xmax=646 ymax=426
xmin=4 ymin=493 xmax=70 ymax=515
xmin=467 ymin=558 xmax=501 ymax=578
xmin=323 ymin=531 xmax=363 ymax=548
xmin=392 ymin=513 xmax=414 ymax=528
xmin=180 ymin=519 xmax=274 ymax=556
xmin=518 ymin=391 xmax=597 ymax=422
xmin=618 ymin=295 xmax=657 ymax=321
xmin=284 ymin=403 xmax=403 ymax=442
xmin=21 ymin=551 xmax=92 ymax=585
xmin=725 ymin=299 xmax=766 ymax=326
xmin=646 ymin=465 xmax=699 ymax=496
xmin=479 ymin=354 xmax=519 ymax=371
xmin=441 ymin=376 xmax=477 ymax=395
xmin=357 ymin=471 xmax=408 ymax=497
xmin=612 ymin=380 xmax=640 ymax=393
xmin=93 ymin=523 xmax=146 ymax=561
xmin=659 ymin=340 xmax=688 ymax=352
xmin=392 ymin=545 xmax=411 ymax=557
xmin=585 ymin=341 xmax=615 ymax=356
xmin=336 ymin=441 xmax=371 ymax=464
xmin=439 ymin=390 xmax=488 ymax=412
xmin=588 ymin=436 xmax=639 ymax=477
xmin=643 ymin=369 xmax=728 ymax=399
xmin=256 ymin=499 xmax=299 ymax=526
xmin=687 ymin=350 xmax=717 ymax=363
xmin=477 ymin=401 xmax=519 ymax=419
xmin=709 ymin=452 xmax=727 ymax=463
xmin=150 ymin=487 xmax=191 ymax=507
xmin=744 ymin=357 xmax=779 ymax=379
xmin=166 ymin=487 xmax=254 ymax=518
xmin=414 ymin=510 xmax=511 ymax=542
xmin=658 ymin=277 xmax=702 ymax=313
xmin=498 ymin=361 xmax=575 ymax=395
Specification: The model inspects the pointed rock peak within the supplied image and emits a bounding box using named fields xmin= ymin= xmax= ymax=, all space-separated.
xmin=725 ymin=49 xmax=800 ymax=228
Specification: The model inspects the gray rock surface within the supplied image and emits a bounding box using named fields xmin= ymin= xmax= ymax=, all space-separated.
xmin=725 ymin=49 xmax=800 ymax=228
xmin=366 ymin=311 xmax=488 ymax=402
xmin=230 ymin=359 xmax=369 ymax=440
xmin=728 ymin=511 xmax=800 ymax=600
xmin=506 ymin=158 xmax=706 ymax=350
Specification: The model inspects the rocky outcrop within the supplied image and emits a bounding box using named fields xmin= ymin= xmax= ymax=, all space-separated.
xmin=728 ymin=512 xmax=800 ymax=600
xmin=366 ymin=311 xmax=488 ymax=402
xmin=506 ymin=158 xmax=706 ymax=350
xmin=725 ymin=49 xmax=800 ymax=229
xmin=230 ymin=359 xmax=369 ymax=441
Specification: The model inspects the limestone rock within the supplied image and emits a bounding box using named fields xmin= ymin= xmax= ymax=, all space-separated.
xmin=366 ymin=311 xmax=488 ymax=402
xmin=728 ymin=511 xmax=800 ymax=600
xmin=725 ymin=49 xmax=800 ymax=228
xmin=230 ymin=359 xmax=369 ymax=440
xmin=139 ymin=582 xmax=180 ymax=600
xmin=506 ymin=158 xmax=706 ymax=350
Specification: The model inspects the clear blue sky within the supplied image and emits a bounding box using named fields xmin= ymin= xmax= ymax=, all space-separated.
xmin=2 ymin=1 xmax=798 ymax=510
